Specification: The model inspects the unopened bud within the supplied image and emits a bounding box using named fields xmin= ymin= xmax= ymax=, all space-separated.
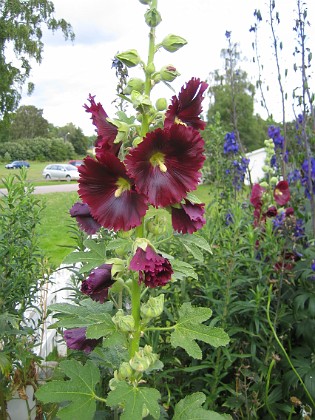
xmin=141 ymin=294 xmax=164 ymax=320
xmin=119 ymin=362 xmax=134 ymax=379
xmin=123 ymin=78 xmax=145 ymax=95
xmin=161 ymin=34 xmax=187 ymax=52
xmin=155 ymin=98 xmax=167 ymax=111
xmin=115 ymin=49 xmax=141 ymax=68
xmin=145 ymin=8 xmax=162 ymax=27
xmin=112 ymin=310 xmax=135 ymax=332
xmin=160 ymin=65 xmax=180 ymax=82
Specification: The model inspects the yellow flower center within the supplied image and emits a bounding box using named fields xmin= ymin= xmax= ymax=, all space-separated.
xmin=115 ymin=177 xmax=131 ymax=198
xmin=275 ymin=188 xmax=282 ymax=196
xmin=149 ymin=152 xmax=167 ymax=173
xmin=175 ymin=116 xmax=187 ymax=126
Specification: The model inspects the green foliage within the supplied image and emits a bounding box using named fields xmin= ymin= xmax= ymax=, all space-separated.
xmin=0 ymin=0 xmax=74 ymax=117
xmin=170 ymin=303 xmax=229 ymax=359
xmin=107 ymin=382 xmax=161 ymax=419
xmin=8 ymin=105 xmax=49 ymax=139
xmin=173 ymin=392 xmax=229 ymax=419
xmin=36 ymin=360 xmax=101 ymax=420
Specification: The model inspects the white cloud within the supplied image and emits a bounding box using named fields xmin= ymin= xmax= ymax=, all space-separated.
xmin=19 ymin=0 xmax=315 ymax=135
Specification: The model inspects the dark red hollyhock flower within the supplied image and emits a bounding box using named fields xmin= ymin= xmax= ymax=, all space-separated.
xmin=81 ymin=264 xmax=114 ymax=303
xmin=64 ymin=327 xmax=101 ymax=353
xmin=171 ymin=200 xmax=206 ymax=234
xmin=78 ymin=152 xmax=148 ymax=231
xmin=70 ymin=202 xmax=101 ymax=235
xmin=164 ymin=77 xmax=208 ymax=130
xmin=84 ymin=94 xmax=120 ymax=156
xmin=274 ymin=180 xmax=290 ymax=206
xmin=250 ymin=183 xmax=266 ymax=208
xmin=274 ymin=252 xmax=299 ymax=272
xmin=285 ymin=207 xmax=294 ymax=217
xmin=264 ymin=206 xmax=278 ymax=218
xmin=125 ymin=124 xmax=205 ymax=208
xmin=129 ymin=245 xmax=173 ymax=288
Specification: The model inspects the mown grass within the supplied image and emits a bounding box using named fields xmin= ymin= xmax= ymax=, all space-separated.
xmin=35 ymin=184 xmax=213 ymax=268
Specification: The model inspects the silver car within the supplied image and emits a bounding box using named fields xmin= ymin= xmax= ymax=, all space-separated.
xmin=43 ymin=164 xmax=80 ymax=181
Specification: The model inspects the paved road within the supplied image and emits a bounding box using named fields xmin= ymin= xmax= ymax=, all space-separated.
xmin=0 ymin=182 xmax=79 ymax=195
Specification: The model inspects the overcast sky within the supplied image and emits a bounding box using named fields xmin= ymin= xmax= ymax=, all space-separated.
xmin=18 ymin=0 xmax=315 ymax=136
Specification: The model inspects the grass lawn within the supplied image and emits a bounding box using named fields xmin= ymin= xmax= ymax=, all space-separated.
xmin=37 ymin=191 xmax=79 ymax=268
xmin=36 ymin=183 xmax=213 ymax=268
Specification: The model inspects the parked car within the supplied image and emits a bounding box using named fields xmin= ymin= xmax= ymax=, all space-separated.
xmin=68 ymin=160 xmax=83 ymax=167
xmin=5 ymin=160 xmax=30 ymax=169
xmin=42 ymin=164 xmax=80 ymax=181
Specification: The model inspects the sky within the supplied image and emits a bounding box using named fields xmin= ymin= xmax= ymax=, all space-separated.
xmin=17 ymin=0 xmax=315 ymax=136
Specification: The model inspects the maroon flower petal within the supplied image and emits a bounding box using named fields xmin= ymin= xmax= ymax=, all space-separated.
xmin=81 ymin=264 xmax=114 ymax=303
xmin=78 ymin=153 xmax=148 ymax=231
xmin=274 ymin=180 xmax=290 ymax=206
xmin=164 ymin=77 xmax=208 ymax=130
xmin=84 ymin=94 xmax=120 ymax=156
xmin=129 ymin=245 xmax=173 ymax=288
xmin=250 ymin=184 xmax=266 ymax=208
xmin=70 ymin=202 xmax=101 ymax=235
xmin=171 ymin=200 xmax=206 ymax=234
xmin=64 ymin=327 xmax=101 ymax=353
xmin=125 ymin=125 xmax=205 ymax=208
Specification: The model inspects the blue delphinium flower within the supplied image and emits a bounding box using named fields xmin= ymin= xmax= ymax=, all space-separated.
xmin=294 ymin=218 xmax=304 ymax=239
xmin=225 ymin=212 xmax=234 ymax=225
xmin=268 ymin=125 xmax=284 ymax=150
xmin=312 ymin=259 xmax=315 ymax=271
xmin=231 ymin=157 xmax=250 ymax=190
xmin=224 ymin=132 xmax=239 ymax=154
xmin=287 ymin=169 xmax=301 ymax=185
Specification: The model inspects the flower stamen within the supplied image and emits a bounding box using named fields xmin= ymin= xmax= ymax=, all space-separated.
xmin=149 ymin=152 xmax=167 ymax=173
xmin=115 ymin=177 xmax=131 ymax=197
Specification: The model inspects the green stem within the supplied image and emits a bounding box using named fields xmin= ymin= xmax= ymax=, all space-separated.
xmin=130 ymin=276 xmax=141 ymax=357
xmin=265 ymin=359 xmax=276 ymax=420
xmin=93 ymin=394 xmax=107 ymax=403
xmin=266 ymin=284 xmax=315 ymax=408
xmin=144 ymin=325 xmax=175 ymax=332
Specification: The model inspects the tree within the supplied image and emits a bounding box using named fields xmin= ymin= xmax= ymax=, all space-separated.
xmin=9 ymin=105 xmax=49 ymax=139
xmin=0 ymin=0 xmax=74 ymax=119
xmin=57 ymin=123 xmax=89 ymax=155
xmin=207 ymin=35 xmax=270 ymax=152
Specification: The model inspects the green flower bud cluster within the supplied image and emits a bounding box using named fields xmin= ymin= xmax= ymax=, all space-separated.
xmin=159 ymin=65 xmax=180 ymax=82
xmin=129 ymin=345 xmax=160 ymax=372
xmin=140 ymin=294 xmax=164 ymax=321
xmin=112 ymin=309 xmax=135 ymax=332
xmin=263 ymin=138 xmax=277 ymax=177
xmin=123 ymin=78 xmax=145 ymax=95
xmin=146 ymin=214 xmax=167 ymax=235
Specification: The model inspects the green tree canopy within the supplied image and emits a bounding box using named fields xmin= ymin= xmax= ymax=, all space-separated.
xmin=207 ymin=41 xmax=270 ymax=152
xmin=9 ymin=105 xmax=49 ymax=139
xmin=0 ymin=0 xmax=74 ymax=119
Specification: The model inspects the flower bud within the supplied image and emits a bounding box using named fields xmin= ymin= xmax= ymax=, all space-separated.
xmin=123 ymin=78 xmax=145 ymax=95
xmin=131 ymin=91 xmax=152 ymax=112
xmin=270 ymin=176 xmax=279 ymax=185
xmin=260 ymin=181 xmax=269 ymax=188
xmin=155 ymin=98 xmax=167 ymax=111
xmin=152 ymin=72 xmax=162 ymax=83
xmin=146 ymin=62 xmax=155 ymax=75
xmin=112 ymin=310 xmax=135 ymax=332
xmin=119 ymin=362 xmax=134 ymax=379
xmin=115 ymin=49 xmax=141 ymax=68
xmin=161 ymin=34 xmax=187 ymax=52
xmin=141 ymin=295 xmax=164 ymax=320
xmin=160 ymin=65 xmax=180 ymax=82
xmin=145 ymin=8 xmax=162 ymax=27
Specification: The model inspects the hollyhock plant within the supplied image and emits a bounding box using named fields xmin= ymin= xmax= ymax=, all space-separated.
xmin=78 ymin=152 xmax=148 ymax=231
xmin=274 ymin=180 xmax=290 ymax=206
xmin=84 ymin=94 xmax=120 ymax=157
xmin=250 ymin=183 xmax=266 ymax=208
xmin=129 ymin=244 xmax=173 ymax=288
xmin=164 ymin=77 xmax=208 ymax=130
xmin=125 ymin=124 xmax=205 ymax=207
xmin=171 ymin=200 xmax=206 ymax=234
xmin=70 ymin=202 xmax=101 ymax=235
xmin=81 ymin=264 xmax=114 ymax=303
xmin=64 ymin=327 xmax=101 ymax=353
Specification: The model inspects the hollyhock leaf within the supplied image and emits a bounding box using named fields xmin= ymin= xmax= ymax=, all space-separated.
xmin=78 ymin=154 xmax=148 ymax=231
xmin=180 ymin=234 xmax=213 ymax=254
xmin=171 ymin=259 xmax=198 ymax=280
xmin=107 ymin=382 xmax=161 ymax=420
xmin=180 ymin=242 xmax=204 ymax=262
xmin=174 ymin=392 xmax=227 ymax=420
xmin=171 ymin=303 xmax=230 ymax=359
xmin=164 ymin=77 xmax=208 ymax=130
xmin=63 ymin=241 xmax=107 ymax=274
xmin=36 ymin=360 xmax=100 ymax=420
xmin=93 ymin=343 xmax=129 ymax=370
xmin=86 ymin=313 xmax=116 ymax=339
xmin=125 ymin=125 xmax=205 ymax=207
